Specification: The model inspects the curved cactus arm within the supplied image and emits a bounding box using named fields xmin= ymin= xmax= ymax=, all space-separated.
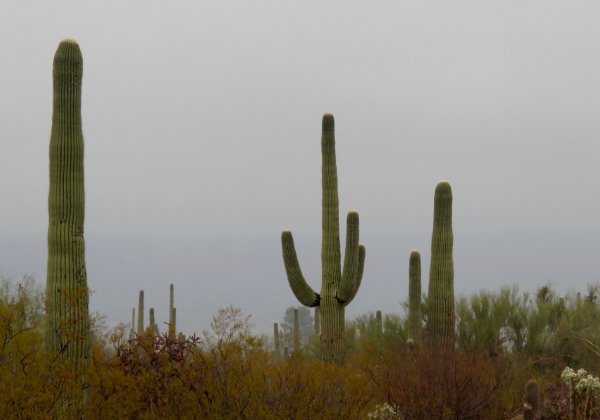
xmin=339 ymin=243 xmax=365 ymax=305
xmin=282 ymin=230 xmax=320 ymax=307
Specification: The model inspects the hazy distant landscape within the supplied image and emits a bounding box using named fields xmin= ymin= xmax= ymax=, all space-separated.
xmin=2 ymin=229 xmax=598 ymax=335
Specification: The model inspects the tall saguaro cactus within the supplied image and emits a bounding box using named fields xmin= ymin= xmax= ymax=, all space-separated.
xmin=45 ymin=39 xmax=90 ymax=369
xmin=281 ymin=113 xmax=366 ymax=364
xmin=169 ymin=284 xmax=175 ymax=337
xmin=427 ymin=181 xmax=455 ymax=345
xmin=408 ymin=250 xmax=422 ymax=340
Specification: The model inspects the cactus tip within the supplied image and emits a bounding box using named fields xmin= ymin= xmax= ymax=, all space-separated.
xmin=322 ymin=113 xmax=335 ymax=131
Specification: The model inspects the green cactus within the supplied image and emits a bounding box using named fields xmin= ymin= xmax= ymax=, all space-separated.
xmin=45 ymin=39 xmax=90 ymax=369
xmin=293 ymin=308 xmax=300 ymax=352
xmin=408 ymin=250 xmax=422 ymax=340
xmin=314 ymin=307 xmax=320 ymax=335
xmin=171 ymin=307 xmax=177 ymax=337
xmin=130 ymin=308 xmax=135 ymax=339
xmin=426 ymin=181 xmax=455 ymax=345
xmin=138 ymin=290 xmax=144 ymax=334
xmin=273 ymin=322 xmax=280 ymax=357
xmin=169 ymin=284 xmax=175 ymax=337
xmin=281 ymin=113 xmax=365 ymax=364
xmin=149 ymin=307 xmax=158 ymax=335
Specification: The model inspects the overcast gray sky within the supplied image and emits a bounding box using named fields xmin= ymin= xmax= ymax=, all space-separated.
xmin=1 ymin=2 xmax=600 ymax=335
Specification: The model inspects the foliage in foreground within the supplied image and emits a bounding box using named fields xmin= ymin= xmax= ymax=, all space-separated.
xmin=3 ymin=277 xmax=600 ymax=418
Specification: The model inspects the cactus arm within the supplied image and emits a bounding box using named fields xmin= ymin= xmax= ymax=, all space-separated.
xmin=338 ymin=211 xmax=359 ymax=301
xmin=339 ymin=243 xmax=365 ymax=306
xmin=282 ymin=230 xmax=320 ymax=307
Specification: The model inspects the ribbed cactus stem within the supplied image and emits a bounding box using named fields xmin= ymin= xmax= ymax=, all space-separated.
xmin=523 ymin=379 xmax=540 ymax=420
xmin=45 ymin=39 xmax=90 ymax=369
xmin=427 ymin=181 xmax=455 ymax=346
xmin=408 ymin=250 xmax=422 ymax=340
xmin=273 ymin=323 xmax=280 ymax=356
xmin=376 ymin=310 xmax=383 ymax=336
xmin=130 ymin=308 xmax=135 ymax=337
xmin=169 ymin=284 xmax=174 ymax=336
xmin=314 ymin=307 xmax=320 ymax=335
xmin=171 ymin=307 xmax=176 ymax=336
xmin=293 ymin=308 xmax=300 ymax=352
xmin=137 ymin=290 xmax=144 ymax=334
xmin=149 ymin=307 xmax=156 ymax=334
xmin=281 ymin=113 xmax=366 ymax=364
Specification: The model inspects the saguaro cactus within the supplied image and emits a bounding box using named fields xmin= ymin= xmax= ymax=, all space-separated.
xmin=427 ymin=181 xmax=455 ymax=345
xmin=171 ymin=307 xmax=177 ymax=336
xmin=408 ymin=250 xmax=422 ymax=340
xmin=149 ymin=307 xmax=158 ymax=335
xmin=130 ymin=308 xmax=135 ymax=339
xmin=45 ymin=39 xmax=90 ymax=369
xmin=138 ymin=290 xmax=144 ymax=334
xmin=281 ymin=113 xmax=365 ymax=364
xmin=314 ymin=307 xmax=320 ymax=335
xmin=169 ymin=284 xmax=175 ymax=337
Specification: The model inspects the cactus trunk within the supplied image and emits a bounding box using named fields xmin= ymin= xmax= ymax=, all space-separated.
xmin=137 ymin=290 xmax=144 ymax=334
xmin=169 ymin=284 xmax=175 ymax=337
xmin=408 ymin=250 xmax=422 ymax=340
xmin=149 ymin=307 xmax=157 ymax=334
xmin=314 ymin=307 xmax=320 ymax=335
xmin=281 ymin=114 xmax=365 ymax=364
xmin=45 ymin=39 xmax=90 ymax=370
xmin=427 ymin=181 xmax=455 ymax=346
xmin=171 ymin=307 xmax=176 ymax=336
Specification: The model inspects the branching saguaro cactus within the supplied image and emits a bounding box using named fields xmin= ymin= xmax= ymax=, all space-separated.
xmin=408 ymin=250 xmax=422 ymax=340
xmin=426 ymin=181 xmax=455 ymax=346
xmin=45 ymin=39 xmax=90 ymax=369
xmin=281 ymin=113 xmax=365 ymax=364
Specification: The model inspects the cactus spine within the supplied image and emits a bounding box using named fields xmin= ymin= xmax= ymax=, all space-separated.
xmin=408 ymin=250 xmax=422 ymax=340
xmin=45 ymin=39 xmax=90 ymax=369
xmin=427 ymin=181 xmax=455 ymax=345
xmin=281 ymin=113 xmax=365 ymax=364
xmin=138 ymin=290 xmax=144 ymax=334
